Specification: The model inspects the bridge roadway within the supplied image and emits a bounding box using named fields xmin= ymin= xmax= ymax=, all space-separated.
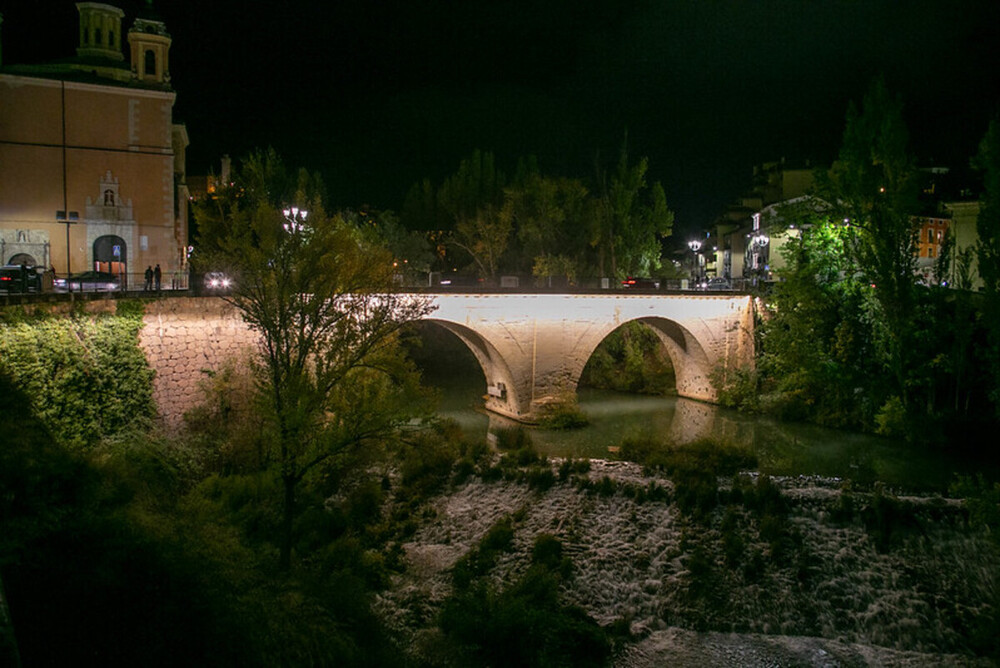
xmin=419 ymin=291 xmax=755 ymax=422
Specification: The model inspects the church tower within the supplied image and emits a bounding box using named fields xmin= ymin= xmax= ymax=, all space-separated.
xmin=128 ymin=2 xmax=171 ymax=86
xmin=75 ymin=2 xmax=125 ymax=62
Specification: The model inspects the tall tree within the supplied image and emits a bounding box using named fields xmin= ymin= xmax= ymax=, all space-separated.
xmin=438 ymin=149 xmax=506 ymax=224
xmin=452 ymin=205 xmax=512 ymax=280
xmin=505 ymin=171 xmax=592 ymax=280
xmin=824 ymin=79 xmax=919 ymax=411
xmin=195 ymin=150 xmax=432 ymax=569
xmin=974 ymin=118 xmax=1000 ymax=413
xmin=593 ymin=138 xmax=674 ymax=279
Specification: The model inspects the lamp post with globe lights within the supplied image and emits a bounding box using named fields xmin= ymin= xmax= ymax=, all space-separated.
xmin=282 ymin=207 xmax=309 ymax=234
xmin=688 ymin=239 xmax=703 ymax=287
xmin=749 ymin=232 xmax=769 ymax=287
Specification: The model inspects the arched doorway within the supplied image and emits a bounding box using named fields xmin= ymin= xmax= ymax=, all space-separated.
xmin=7 ymin=253 xmax=38 ymax=267
xmin=93 ymin=235 xmax=127 ymax=286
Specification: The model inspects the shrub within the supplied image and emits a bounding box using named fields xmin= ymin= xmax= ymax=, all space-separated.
xmin=951 ymin=474 xmax=1000 ymax=543
xmin=494 ymin=426 xmax=533 ymax=451
xmin=558 ymin=458 xmax=591 ymax=481
xmin=441 ymin=534 xmax=608 ymax=667
xmin=861 ymin=484 xmax=922 ymax=552
xmin=0 ymin=306 xmax=155 ymax=448
xmin=537 ymin=398 xmax=589 ymax=430
xmin=875 ymin=395 xmax=906 ymax=437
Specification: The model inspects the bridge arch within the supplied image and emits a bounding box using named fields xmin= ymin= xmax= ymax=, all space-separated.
xmin=421 ymin=318 xmax=530 ymax=417
xmin=422 ymin=293 xmax=754 ymax=422
xmin=572 ymin=316 xmax=715 ymax=402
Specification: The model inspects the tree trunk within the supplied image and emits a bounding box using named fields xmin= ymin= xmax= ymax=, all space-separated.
xmin=280 ymin=474 xmax=296 ymax=571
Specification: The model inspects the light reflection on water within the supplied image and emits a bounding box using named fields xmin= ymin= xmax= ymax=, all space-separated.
xmin=436 ymin=385 xmax=996 ymax=493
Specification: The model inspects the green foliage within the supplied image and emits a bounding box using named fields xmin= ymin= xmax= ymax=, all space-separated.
xmin=874 ymin=395 xmax=906 ymax=437
xmin=592 ymin=136 xmax=674 ymax=279
xmin=951 ymin=475 xmax=1000 ymax=544
xmin=507 ymin=170 xmax=593 ymax=279
xmin=824 ymin=78 xmax=920 ymax=410
xmin=452 ymin=516 xmax=518 ymax=590
xmin=195 ymin=149 xmax=434 ymax=569
xmin=974 ymin=119 xmax=1000 ymax=417
xmin=0 ymin=305 xmax=155 ymax=448
xmin=860 ymin=484 xmax=923 ymax=552
xmin=537 ymin=397 xmax=589 ymax=429
xmin=580 ymin=321 xmax=675 ymax=395
xmin=712 ymin=365 xmax=760 ymax=411
xmin=494 ymin=425 xmax=534 ymax=451
xmin=442 ymin=532 xmax=610 ymax=667
xmin=615 ymin=436 xmax=756 ymax=518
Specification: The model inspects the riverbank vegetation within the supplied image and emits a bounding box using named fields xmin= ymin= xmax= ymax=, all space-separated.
xmin=3 ymin=298 xmax=999 ymax=665
xmin=716 ymin=83 xmax=1000 ymax=447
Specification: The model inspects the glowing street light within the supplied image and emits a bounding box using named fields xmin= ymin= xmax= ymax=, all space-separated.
xmin=687 ymin=240 xmax=704 ymax=286
xmin=282 ymin=207 xmax=309 ymax=234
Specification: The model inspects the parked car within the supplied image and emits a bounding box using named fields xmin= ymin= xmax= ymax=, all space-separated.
xmin=0 ymin=264 xmax=43 ymax=294
xmin=699 ymin=277 xmax=732 ymax=290
xmin=621 ymin=277 xmax=660 ymax=289
xmin=54 ymin=271 xmax=121 ymax=292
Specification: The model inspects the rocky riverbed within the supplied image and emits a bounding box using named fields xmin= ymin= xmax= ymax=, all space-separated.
xmin=374 ymin=459 xmax=998 ymax=666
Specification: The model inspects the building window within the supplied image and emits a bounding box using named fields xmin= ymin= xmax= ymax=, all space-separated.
xmin=145 ymin=50 xmax=156 ymax=76
xmin=104 ymin=189 xmax=115 ymax=206
xmin=140 ymin=235 xmax=148 ymax=251
xmin=95 ymin=28 xmax=102 ymax=46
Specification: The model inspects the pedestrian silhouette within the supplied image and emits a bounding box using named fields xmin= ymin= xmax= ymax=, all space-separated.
xmin=144 ymin=266 xmax=153 ymax=291
xmin=154 ymin=264 xmax=162 ymax=291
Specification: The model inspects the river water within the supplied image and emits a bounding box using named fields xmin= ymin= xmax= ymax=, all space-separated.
xmin=432 ymin=378 xmax=996 ymax=493
xmin=408 ymin=324 xmax=996 ymax=493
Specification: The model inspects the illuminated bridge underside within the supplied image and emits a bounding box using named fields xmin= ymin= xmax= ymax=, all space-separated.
xmin=423 ymin=293 xmax=756 ymax=422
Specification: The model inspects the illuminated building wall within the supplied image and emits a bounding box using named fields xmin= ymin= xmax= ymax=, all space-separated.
xmin=0 ymin=3 xmax=188 ymax=285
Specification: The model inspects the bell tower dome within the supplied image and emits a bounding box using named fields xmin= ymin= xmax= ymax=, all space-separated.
xmin=128 ymin=2 xmax=171 ymax=86
xmin=75 ymin=2 xmax=125 ymax=62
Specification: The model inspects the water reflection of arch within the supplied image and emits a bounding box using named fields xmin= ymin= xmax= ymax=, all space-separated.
xmin=421 ymin=318 xmax=527 ymax=418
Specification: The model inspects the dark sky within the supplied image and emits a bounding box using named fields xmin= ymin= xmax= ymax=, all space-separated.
xmin=3 ymin=0 xmax=999 ymax=233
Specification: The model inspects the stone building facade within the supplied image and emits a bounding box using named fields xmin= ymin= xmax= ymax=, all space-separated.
xmin=0 ymin=3 xmax=189 ymax=287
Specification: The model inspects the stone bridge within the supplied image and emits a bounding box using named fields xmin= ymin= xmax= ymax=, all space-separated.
xmin=139 ymin=293 xmax=755 ymax=428
xmin=424 ymin=293 xmax=755 ymax=421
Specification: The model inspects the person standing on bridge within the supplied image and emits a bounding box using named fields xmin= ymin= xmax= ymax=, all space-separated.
xmin=154 ymin=264 xmax=162 ymax=291
xmin=144 ymin=266 xmax=153 ymax=291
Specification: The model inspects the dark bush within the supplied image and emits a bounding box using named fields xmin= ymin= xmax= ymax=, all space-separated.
xmin=494 ymin=426 xmax=533 ymax=451
xmin=441 ymin=539 xmax=609 ymax=667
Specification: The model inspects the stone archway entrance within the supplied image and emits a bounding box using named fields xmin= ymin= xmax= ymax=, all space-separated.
xmin=93 ymin=235 xmax=127 ymax=286
xmin=6 ymin=253 xmax=37 ymax=267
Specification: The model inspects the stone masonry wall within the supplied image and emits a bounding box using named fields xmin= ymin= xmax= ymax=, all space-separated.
xmin=138 ymin=297 xmax=256 ymax=431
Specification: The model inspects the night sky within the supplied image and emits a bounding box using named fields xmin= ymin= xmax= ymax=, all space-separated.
xmin=3 ymin=0 xmax=999 ymax=234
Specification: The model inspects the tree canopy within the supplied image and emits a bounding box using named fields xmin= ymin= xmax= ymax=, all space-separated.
xmin=195 ymin=149 xmax=433 ymax=569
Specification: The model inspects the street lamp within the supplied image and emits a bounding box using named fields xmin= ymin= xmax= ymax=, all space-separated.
xmin=687 ymin=240 xmax=703 ymax=286
xmin=282 ymin=207 xmax=308 ymax=234
xmin=749 ymin=232 xmax=770 ymax=286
